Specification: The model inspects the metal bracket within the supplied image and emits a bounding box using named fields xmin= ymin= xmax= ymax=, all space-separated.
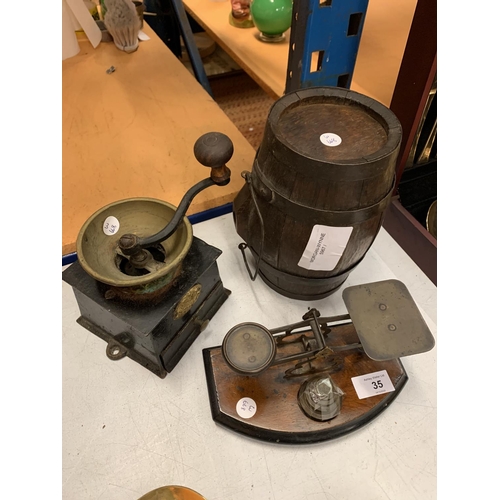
xmin=170 ymin=0 xmax=213 ymax=97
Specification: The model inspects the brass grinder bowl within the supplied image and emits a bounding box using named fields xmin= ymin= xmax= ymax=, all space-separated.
xmin=76 ymin=198 xmax=193 ymax=293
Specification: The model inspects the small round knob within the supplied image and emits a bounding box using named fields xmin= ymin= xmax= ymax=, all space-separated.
xmin=193 ymin=132 xmax=233 ymax=186
xmin=303 ymin=308 xmax=321 ymax=321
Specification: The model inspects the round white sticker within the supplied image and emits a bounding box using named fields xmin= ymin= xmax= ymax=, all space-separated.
xmin=320 ymin=133 xmax=342 ymax=147
xmin=103 ymin=216 xmax=120 ymax=236
xmin=236 ymin=397 xmax=257 ymax=419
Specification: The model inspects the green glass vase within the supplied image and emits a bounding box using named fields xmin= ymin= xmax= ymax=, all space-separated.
xmin=250 ymin=0 xmax=293 ymax=42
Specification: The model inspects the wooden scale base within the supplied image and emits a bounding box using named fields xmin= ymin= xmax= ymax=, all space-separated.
xmin=203 ymin=321 xmax=407 ymax=445
xmin=203 ymin=279 xmax=437 ymax=444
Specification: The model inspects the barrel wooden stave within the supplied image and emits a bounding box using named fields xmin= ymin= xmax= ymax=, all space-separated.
xmin=234 ymin=185 xmax=384 ymax=283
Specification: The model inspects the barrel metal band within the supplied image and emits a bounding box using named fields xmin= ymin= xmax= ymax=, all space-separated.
xmin=254 ymin=252 xmax=355 ymax=287
xmin=252 ymin=160 xmax=395 ymax=226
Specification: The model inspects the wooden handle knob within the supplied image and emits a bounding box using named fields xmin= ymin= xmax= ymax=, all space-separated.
xmin=193 ymin=132 xmax=233 ymax=185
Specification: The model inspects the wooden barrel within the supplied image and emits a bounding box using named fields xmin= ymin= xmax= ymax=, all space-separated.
xmin=233 ymin=87 xmax=402 ymax=300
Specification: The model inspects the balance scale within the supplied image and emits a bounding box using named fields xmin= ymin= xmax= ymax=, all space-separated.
xmin=203 ymin=279 xmax=435 ymax=444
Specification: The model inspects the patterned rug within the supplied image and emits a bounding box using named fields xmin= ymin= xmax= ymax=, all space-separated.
xmin=209 ymin=72 xmax=277 ymax=150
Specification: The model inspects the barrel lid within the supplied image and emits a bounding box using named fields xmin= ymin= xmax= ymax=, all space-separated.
xmin=277 ymin=100 xmax=387 ymax=161
xmin=266 ymin=87 xmax=402 ymax=169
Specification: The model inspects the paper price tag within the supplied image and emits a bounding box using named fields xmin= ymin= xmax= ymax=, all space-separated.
xmin=351 ymin=370 xmax=395 ymax=400
xmin=298 ymin=224 xmax=353 ymax=271
xmin=103 ymin=216 xmax=120 ymax=236
xmin=320 ymin=133 xmax=342 ymax=147
xmin=236 ymin=397 xmax=257 ymax=419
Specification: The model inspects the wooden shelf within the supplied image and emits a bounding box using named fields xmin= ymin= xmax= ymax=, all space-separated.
xmin=183 ymin=0 xmax=417 ymax=106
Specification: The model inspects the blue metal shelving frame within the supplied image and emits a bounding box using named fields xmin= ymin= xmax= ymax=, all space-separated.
xmin=286 ymin=0 xmax=369 ymax=92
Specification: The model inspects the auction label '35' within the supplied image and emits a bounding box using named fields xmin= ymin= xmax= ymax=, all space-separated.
xmin=351 ymin=370 xmax=395 ymax=399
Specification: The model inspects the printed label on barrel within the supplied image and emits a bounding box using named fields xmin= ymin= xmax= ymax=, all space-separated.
xmin=298 ymin=225 xmax=353 ymax=271
xmin=320 ymin=133 xmax=342 ymax=147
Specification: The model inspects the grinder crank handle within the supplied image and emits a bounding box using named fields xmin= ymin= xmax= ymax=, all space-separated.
xmin=119 ymin=132 xmax=233 ymax=255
